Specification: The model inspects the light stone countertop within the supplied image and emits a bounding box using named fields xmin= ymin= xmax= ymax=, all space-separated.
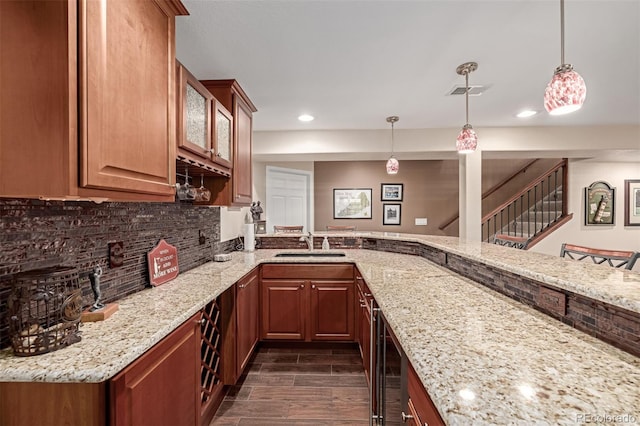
xmin=1 ymin=238 xmax=639 ymax=425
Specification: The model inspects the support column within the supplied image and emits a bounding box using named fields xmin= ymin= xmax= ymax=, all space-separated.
xmin=458 ymin=150 xmax=482 ymax=241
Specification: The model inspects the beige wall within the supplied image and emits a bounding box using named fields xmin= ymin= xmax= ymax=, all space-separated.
xmin=314 ymin=160 xmax=458 ymax=234
xmin=531 ymin=159 xmax=640 ymax=263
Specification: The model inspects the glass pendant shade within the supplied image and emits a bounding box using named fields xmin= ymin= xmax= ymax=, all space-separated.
xmin=544 ymin=65 xmax=586 ymax=115
xmin=385 ymin=115 xmax=399 ymax=174
xmin=386 ymin=156 xmax=399 ymax=175
xmin=456 ymin=124 xmax=477 ymax=154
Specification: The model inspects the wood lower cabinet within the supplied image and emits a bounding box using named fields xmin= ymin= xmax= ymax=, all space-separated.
xmin=310 ymin=280 xmax=355 ymax=340
xmin=406 ymin=363 xmax=445 ymax=426
xmin=0 ymin=382 xmax=106 ymax=426
xmin=261 ymin=279 xmax=307 ymax=340
xmin=0 ymin=0 xmax=187 ymax=201
xmin=260 ymin=264 xmax=355 ymax=342
xmin=236 ymin=270 xmax=260 ymax=376
xmin=356 ymin=271 xmax=374 ymax=386
xmin=110 ymin=314 xmax=200 ymax=426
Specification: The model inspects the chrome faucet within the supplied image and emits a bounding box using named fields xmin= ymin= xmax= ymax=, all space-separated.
xmin=299 ymin=233 xmax=313 ymax=251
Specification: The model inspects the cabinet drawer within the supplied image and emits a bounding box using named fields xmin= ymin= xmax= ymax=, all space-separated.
xmin=262 ymin=264 xmax=353 ymax=280
xmin=407 ymin=364 xmax=445 ymax=426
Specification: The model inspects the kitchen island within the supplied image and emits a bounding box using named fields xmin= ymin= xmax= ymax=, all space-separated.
xmin=1 ymin=235 xmax=639 ymax=425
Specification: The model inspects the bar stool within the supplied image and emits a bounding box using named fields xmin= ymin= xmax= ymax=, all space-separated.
xmin=560 ymin=243 xmax=639 ymax=270
xmin=492 ymin=234 xmax=531 ymax=250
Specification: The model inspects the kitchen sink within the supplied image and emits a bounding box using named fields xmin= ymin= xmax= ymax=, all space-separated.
xmin=274 ymin=252 xmax=346 ymax=258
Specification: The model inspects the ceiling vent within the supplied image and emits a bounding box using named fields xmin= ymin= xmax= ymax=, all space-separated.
xmin=447 ymin=84 xmax=489 ymax=96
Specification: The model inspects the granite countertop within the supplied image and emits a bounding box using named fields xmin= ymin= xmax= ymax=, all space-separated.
xmin=312 ymin=232 xmax=640 ymax=314
xmin=1 ymin=240 xmax=639 ymax=425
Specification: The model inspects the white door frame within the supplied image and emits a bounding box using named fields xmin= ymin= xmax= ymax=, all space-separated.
xmin=266 ymin=165 xmax=314 ymax=233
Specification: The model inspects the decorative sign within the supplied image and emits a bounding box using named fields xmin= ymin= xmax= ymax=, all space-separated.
xmin=109 ymin=241 xmax=124 ymax=268
xmin=147 ymin=239 xmax=179 ymax=286
xmin=585 ymin=181 xmax=615 ymax=225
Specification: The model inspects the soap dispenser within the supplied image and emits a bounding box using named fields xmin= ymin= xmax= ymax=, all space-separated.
xmin=322 ymin=236 xmax=330 ymax=250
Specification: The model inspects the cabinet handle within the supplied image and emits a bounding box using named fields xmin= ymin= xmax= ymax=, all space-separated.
xmin=238 ymin=284 xmax=245 ymax=289
xmin=365 ymin=293 xmax=372 ymax=297
xmin=401 ymin=412 xmax=414 ymax=423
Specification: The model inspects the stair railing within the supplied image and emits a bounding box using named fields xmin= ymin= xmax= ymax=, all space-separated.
xmin=482 ymin=159 xmax=568 ymax=243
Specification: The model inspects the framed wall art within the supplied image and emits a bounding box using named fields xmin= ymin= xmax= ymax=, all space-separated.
xmin=624 ymin=179 xmax=640 ymax=226
xmin=381 ymin=183 xmax=403 ymax=201
xmin=383 ymin=203 xmax=401 ymax=225
xmin=333 ymin=188 xmax=372 ymax=219
xmin=585 ymin=181 xmax=615 ymax=226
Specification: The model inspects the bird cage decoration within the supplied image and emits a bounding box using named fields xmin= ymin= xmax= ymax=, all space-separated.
xmin=8 ymin=266 xmax=83 ymax=356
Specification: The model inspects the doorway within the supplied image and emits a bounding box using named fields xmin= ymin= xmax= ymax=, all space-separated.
xmin=266 ymin=166 xmax=313 ymax=233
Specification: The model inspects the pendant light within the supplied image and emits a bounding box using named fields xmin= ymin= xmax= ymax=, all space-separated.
xmin=544 ymin=0 xmax=586 ymax=115
xmin=456 ymin=62 xmax=478 ymax=154
xmin=385 ymin=116 xmax=399 ymax=175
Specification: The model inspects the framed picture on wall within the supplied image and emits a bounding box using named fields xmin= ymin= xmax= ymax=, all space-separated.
xmin=383 ymin=203 xmax=401 ymax=225
xmin=624 ymin=179 xmax=640 ymax=226
xmin=381 ymin=183 xmax=403 ymax=201
xmin=333 ymin=188 xmax=372 ymax=219
xmin=585 ymin=181 xmax=615 ymax=225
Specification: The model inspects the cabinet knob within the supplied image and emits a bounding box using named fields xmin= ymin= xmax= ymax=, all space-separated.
xmin=208 ymin=148 xmax=215 ymax=154
xmin=311 ymin=284 xmax=316 ymax=289
xmin=401 ymin=412 xmax=414 ymax=423
xmin=216 ymin=152 xmax=222 ymax=157
xmin=300 ymin=284 xmax=305 ymax=289
xmin=198 ymin=318 xmax=207 ymax=326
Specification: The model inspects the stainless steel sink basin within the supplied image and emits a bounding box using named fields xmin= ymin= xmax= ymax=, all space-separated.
xmin=274 ymin=252 xmax=346 ymax=258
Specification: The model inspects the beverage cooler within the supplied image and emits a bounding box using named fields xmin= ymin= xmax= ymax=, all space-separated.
xmin=369 ymin=301 xmax=407 ymax=425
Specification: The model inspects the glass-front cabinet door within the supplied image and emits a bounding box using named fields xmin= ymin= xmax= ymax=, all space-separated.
xmin=177 ymin=63 xmax=213 ymax=160
xmin=213 ymin=100 xmax=233 ymax=169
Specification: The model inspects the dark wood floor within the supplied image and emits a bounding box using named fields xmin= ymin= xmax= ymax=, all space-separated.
xmin=210 ymin=344 xmax=370 ymax=425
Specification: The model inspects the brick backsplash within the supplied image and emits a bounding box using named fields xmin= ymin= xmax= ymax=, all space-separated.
xmin=0 ymin=198 xmax=230 ymax=349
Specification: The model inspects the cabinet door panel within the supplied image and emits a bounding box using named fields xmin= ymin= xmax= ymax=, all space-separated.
xmin=110 ymin=315 xmax=200 ymax=426
xmin=237 ymin=271 xmax=259 ymax=376
xmin=232 ymin=95 xmax=253 ymax=205
xmin=177 ymin=64 xmax=213 ymax=160
xmin=261 ymin=280 xmax=305 ymax=340
xmin=310 ymin=280 xmax=355 ymax=340
xmin=407 ymin=363 xmax=445 ymax=426
xmin=80 ymin=0 xmax=174 ymax=196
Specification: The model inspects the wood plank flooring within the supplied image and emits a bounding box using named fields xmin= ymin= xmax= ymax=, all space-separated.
xmin=210 ymin=344 xmax=369 ymax=425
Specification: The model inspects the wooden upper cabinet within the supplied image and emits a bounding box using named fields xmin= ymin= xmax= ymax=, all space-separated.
xmin=0 ymin=0 xmax=187 ymax=202
xmin=200 ymin=80 xmax=257 ymax=206
xmin=177 ymin=62 xmax=214 ymax=160
xmin=212 ymin=100 xmax=234 ymax=170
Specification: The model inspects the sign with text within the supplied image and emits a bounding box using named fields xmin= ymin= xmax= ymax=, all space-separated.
xmin=147 ymin=239 xmax=179 ymax=286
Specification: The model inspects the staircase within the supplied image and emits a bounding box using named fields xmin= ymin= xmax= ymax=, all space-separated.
xmin=482 ymin=159 xmax=572 ymax=248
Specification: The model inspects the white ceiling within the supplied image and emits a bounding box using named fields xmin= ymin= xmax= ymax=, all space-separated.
xmin=175 ymin=0 xmax=640 ymax=134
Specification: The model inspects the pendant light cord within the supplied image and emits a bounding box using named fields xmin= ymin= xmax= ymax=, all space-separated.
xmin=391 ymin=121 xmax=395 ymax=154
xmin=560 ymin=0 xmax=565 ymax=65
xmin=465 ymin=72 xmax=470 ymax=125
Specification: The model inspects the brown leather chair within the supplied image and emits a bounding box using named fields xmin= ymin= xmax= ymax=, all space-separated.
xmin=273 ymin=225 xmax=304 ymax=233
xmin=560 ymin=243 xmax=639 ymax=270
xmin=492 ymin=234 xmax=530 ymax=250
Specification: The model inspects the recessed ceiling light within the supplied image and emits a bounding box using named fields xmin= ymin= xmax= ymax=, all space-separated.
xmin=516 ymin=110 xmax=538 ymax=118
xmin=298 ymin=114 xmax=314 ymax=122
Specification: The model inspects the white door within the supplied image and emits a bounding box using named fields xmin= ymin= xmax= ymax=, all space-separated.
xmin=266 ymin=166 xmax=313 ymax=233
